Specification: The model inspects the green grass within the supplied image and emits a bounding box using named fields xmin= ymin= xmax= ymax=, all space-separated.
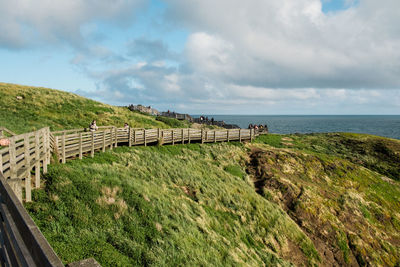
xmin=251 ymin=136 xmax=400 ymax=266
xmin=255 ymin=132 xmax=400 ymax=181
xmin=26 ymin=143 xmax=319 ymax=266
xmin=0 ymin=82 xmax=186 ymax=133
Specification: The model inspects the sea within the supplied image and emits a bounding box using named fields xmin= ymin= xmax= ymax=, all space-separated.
xmin=193 ymin=115 xmax=400 ymax=140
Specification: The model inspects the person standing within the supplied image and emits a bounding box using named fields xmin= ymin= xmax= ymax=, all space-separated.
xmin=89 ymin=120 xmax=98 ymax=132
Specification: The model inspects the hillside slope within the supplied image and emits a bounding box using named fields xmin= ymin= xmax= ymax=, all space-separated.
xmin=25 ymin=134 xmax=400 ymax=266
xmin=26 ymin=143 xmax=319 ymax=266
xmin=0 ymin=82 xmax=188 ymax=134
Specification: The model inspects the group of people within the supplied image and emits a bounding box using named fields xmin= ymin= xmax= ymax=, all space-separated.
xmin=88 ymin=120 xmax=129 ymax=132
xmin=248 ymin=124 xmax=268 ymax=132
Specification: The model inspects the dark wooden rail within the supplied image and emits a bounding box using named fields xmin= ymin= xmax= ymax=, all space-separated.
xmin=0 ymin=172 xmax=64 ymax=267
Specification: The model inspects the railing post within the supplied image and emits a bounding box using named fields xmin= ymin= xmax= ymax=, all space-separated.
xmin=188 ymin=129 xmax=191 ymax=144
xmin=9 ymin=137 xmax=16 ymax=178
xmin=114 ymin=127 xmax=118 ymax=148
xmin=35 ymin=131 xmax=41 ymax=188
xmin=201 ymin=129 xmax=204 ymax=144
xmin=144 ymin=129 xmax=147 ymax=146
xmin=157 ymin=128 xmax=160 ymax=140
xmin=227 ymin=130 xmax=230 ymax=142
xmin=62 ymin=133 xmax=66 ymax=163
xmin=205 ymin=130 xmax=208 ymax=143
xmin=128 ymin=127 xmax=132 ymax=147
xmin=109 ymin=129 xmax=113 ymax=150
xmin=24 ymin=135 xmax=31 ymax=202
xmin=8 ymin=178 xmax=23 ymax=203
xmin=239 ymin=129 xmax=242 ymax=143
xmin=250 ymin=129 xmax=253 ymax=142
xmin=182 ymin=129 xmax=184 ymax=144
xmin=160 ymin=130 xmax=164 ymax=146
xmin=91 ymin=131 xmax=95 ymax=158
xmin=133 ymin=129 xmax=136 ymax=145
xmin=43 ymin=128 xmax=48 ymax=174
xmin=0 ymin=153 xmax=3 ymax=174
xmin=79 ymin=132 xmax=83 ymax=159
xmin=214 ymin=131 xmax=216 ymax=143
xmin=102 ymin=130 xmax=106 ymax=152
xmin=172 ymin=130 xmax=174 ymax=145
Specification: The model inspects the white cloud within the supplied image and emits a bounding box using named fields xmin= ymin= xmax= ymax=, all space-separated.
xmin=0 ymin=0 xmax=144 ymax=49
xmin=167 ymin=0 xmax=400 ymax=90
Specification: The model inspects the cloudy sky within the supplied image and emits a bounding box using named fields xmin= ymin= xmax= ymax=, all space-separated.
xmin=0 ymin=0 xmax=399 ymax=114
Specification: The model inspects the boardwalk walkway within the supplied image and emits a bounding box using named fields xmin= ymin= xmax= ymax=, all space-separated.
xmin=0 ymin=125 xmax=257 ymax=266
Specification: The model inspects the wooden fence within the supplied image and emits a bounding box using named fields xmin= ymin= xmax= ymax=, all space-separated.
xmin=52 ymin=127 xmax=255 ymax=163
xmin=0 ymin=125 xmax=256 ymax=266
xmin=0 ymin=128 xmax=51 ymax=203
xmin=0 ymin=127 xmax=16 ymax=138
xmin=0 ymin=172 xmax=64 ymax=267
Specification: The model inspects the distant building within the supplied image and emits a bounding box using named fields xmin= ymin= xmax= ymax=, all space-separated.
xmin=128 ymin=104 xmax=160 ymax=116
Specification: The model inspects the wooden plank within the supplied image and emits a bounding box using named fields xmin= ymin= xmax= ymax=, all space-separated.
xmin=182 ymin=129 xmax=184 ymax=144
xmin=91 ymin=132 xmax=94 ymax=158
xmin=61 ymin=134 xmax=66 ymax=164
xmin=172 ymin=130 xmax=174 ymax=145
xmin=102 ymin=131 xmax=106 ymax=152
xmin=239 ymin=129 xmax=242 ymax=142
xmin=114 ymin=127 xmax=118 ymax=148
xmin=188 ymin=129 xmax=191 ymax=144
xmin=24 ymin=136 xmax=31 ymax=202
xmin=214 ymin=131 xmax=216 ymax=143
xmin=79 ymin=133 xmax=83 ymax=160
xmin=7 ymin=179 xmax=22 ymax=203
xmin=227 ymin=130 xmax=230 ymax=142
xmin=128 ymin=127 xmax=132 ymax=147
xmin=43 ymin=129 xmax=48 ymax=174
xmin=201 ymin=129 xmax=204 ymax=144
xmin=9 ymin=138 xmax=16 ymax=178
xmin=0 ymin=203 xmax=36 ymax=266
xmin=0 ymin=173 xmax=64 ymax=267
xmin=0 ymin=153 xmax=2 ymax=175
xmin=144 ymin=129 xmax=147 ymax=147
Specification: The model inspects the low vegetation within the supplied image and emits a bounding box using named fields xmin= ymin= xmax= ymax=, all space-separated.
xmin=26 ymin=143 xmax=319 ymax=266
xmin=252 ymin=133 xmax=400 ymax=265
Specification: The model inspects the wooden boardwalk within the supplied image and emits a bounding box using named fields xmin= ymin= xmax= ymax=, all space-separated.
xmin=0 ymin=125 xmax=256 ymax=266
xmin=52 ymin=127 xmax=255 ymax=163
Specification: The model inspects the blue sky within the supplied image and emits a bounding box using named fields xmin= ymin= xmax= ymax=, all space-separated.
xmin=0 ymin=0 xmax=399 ymax=114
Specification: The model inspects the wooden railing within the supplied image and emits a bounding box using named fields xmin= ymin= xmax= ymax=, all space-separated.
xmin=53 ymin=127 xmax=255 ymax=163
xmin=0 ymin=128 xmax=51 ymax=202
xmin=0 ymin=125 xmax=256 ymax=266
xmin=0 ymin=172 xmax=64 ymax=267
xmin=0 ymin=127 xmax=16 ymax=138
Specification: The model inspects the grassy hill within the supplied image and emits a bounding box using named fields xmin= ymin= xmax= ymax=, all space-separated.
xmin=0 ymin=82 xmax=189 ymax=134
xmin=1 ymin=82 xmax=398 ymax=266
xmin=24 ymin=134 xmax=400 ymax=266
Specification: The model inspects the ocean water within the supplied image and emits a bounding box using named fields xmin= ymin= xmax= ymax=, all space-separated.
xmin=196 ymin=115 xmax=400 ymax=140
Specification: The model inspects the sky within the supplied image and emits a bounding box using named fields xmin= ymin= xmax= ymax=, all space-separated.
xmin=0 ymin=0 xmax=399 ymax=115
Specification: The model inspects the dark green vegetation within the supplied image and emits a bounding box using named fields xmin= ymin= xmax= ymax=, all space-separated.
xmin=252 ymin=133 xmax=400 ymax=266
xmin=26 ymin=144 xmax=318 ymax=266
xmin=4 ymin=83 xmax=397 ymax=266
xmin=256 ymin=133 xmax=400 ymax=181
xmin=0 ymin=82 xmax=188 ymax=134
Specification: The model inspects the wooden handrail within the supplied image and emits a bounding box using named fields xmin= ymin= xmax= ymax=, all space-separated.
xmin=0 ymin=127 xmax=16 ymax=137
xmin=0 ymin=172 xmax=64 ymax=267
